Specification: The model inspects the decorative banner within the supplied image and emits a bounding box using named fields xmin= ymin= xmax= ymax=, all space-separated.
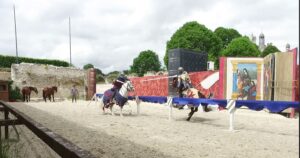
xmin=225 ymin=58 xmax=264 ymax=100
xmin=263 ymin=54 xmax=275 ymax=101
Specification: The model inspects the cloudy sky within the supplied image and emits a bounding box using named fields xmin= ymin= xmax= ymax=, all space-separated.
xmin=0 ymin=0 xmax=298 ymax=73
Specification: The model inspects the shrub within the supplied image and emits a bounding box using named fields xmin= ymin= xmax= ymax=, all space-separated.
xmin=0 ymin=54 xmax=69 ymax=68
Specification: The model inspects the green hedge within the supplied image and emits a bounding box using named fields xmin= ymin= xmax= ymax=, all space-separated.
xmin=0 ymin=54 xmax=69 ymax=68
xmin=8 ymin=81 xmax=22 ymax=101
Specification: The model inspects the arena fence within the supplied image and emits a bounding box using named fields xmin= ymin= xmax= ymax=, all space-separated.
xmin=0 ymin=100 xmax=96 ymax=158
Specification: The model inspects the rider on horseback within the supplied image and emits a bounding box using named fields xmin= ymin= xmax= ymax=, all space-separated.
xmin=177 ymin=67 xmax=193 ymax=97
xmin=110 ymin=73 xmax=129 ymax=103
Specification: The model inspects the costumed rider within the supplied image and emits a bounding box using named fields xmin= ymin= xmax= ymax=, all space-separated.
xmin=111 ymin=73 xmax=129 ymax=101
xmin=177 ymin=67 xmax=193 ymax=98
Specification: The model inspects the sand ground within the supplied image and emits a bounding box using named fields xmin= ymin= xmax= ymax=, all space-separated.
xmin=4 ymin=98 xmax=298 ymax=158
xmin=1 ymin=84 xmax=298 ymax=158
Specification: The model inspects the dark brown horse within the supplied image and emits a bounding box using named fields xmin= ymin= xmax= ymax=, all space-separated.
xmin=21 ymin=86 xmax=38 ymax=102
xmin=172 ymin=77 xmax=212 ymax=121
xmin=42 ymin=86 xmax=57 ymax=102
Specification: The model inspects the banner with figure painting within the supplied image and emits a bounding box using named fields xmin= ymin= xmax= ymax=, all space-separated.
xmin=263 ymin=54 xmax=275 ymax=100
xmin=225 ymin=58 xmax=263 ymax=100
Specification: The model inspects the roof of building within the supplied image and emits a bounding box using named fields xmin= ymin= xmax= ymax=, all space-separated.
xmin=0 ymin=72 xmax=11 ymax=81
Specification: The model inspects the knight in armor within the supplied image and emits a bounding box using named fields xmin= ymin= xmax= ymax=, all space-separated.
xmin=177 ymin=67 xmax=192 ymax=97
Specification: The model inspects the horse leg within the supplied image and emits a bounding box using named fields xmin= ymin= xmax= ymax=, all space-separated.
xmin=125 ymin=102 xmax=132 ymax=115
xmin=53 ymin=94 xmax=55 ymax=102
xmin=99 ymin=98 xmax=105 ymax=114
xmin=120 ymin=106 xmax=123 ymax=117
xmin=109 ymin=105 xmax=115 ymax=116
xmin=187 ymin=107 xmax=195 ymax=121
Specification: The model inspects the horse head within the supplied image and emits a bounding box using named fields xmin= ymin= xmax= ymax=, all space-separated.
xmin=124 ymin=80 xmax=134 ymax=92
xmin=30 ymin=87 xmax=38 ymax=94
xmin=52 ymin=86 xmax=58 ymax=92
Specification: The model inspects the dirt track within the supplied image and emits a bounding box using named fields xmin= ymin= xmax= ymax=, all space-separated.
xmin=6 ymin=100 xmax=299 ymax=158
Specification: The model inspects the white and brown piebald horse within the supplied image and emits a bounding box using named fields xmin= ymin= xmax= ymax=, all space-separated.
xmin=100 ymin=80 xmax=135 ymax=117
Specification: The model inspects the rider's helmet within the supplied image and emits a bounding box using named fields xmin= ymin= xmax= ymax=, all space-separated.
xmin=178 ymin=67 xmax=184 ymax=74
xmin=117 ymin=73 xmax=128 ymax=82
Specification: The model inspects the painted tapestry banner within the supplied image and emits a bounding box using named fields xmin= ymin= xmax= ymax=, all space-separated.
xmin=226 ymin=58 xmax=263 ymax=100
xmin=263 ymin=54 xmax=275 ymax=101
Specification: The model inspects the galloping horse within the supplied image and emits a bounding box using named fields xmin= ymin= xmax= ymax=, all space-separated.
xmin=42 ymin=86 xmax=58 ymax=102
xmin=172 ymin=77 xmax=212 ymax=121
xmin=21 ymin=86 xmax=38 ymax=102
xmin=100 ymin=80 xmax=135 ymax=117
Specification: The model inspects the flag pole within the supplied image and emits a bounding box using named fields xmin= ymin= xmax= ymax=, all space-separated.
xmin=13 ymin=3 xmax=19 ymax=64
xmin=69 ymin=16 xmax=72 ymax=66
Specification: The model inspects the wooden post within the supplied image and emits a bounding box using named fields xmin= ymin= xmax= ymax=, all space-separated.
xmin=4 ymin=107 xmax=9 ymax=139
xmin=226 ymin=100 xmax=236 ymax=131
xmin=167 ymin=97 xmax=173 ymax=120
xmin=136 ymin=96 xmax=140 ymax=116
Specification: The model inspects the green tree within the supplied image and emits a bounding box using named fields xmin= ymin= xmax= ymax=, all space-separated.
xmin=261 ymin=44 xmax=280 ymax=57
xmin=95 ymin=68 xmax=105 ymax=76
xmin=221 ymin=37 xmax=260 ymax=57
xmin=130 ymin=50 xmax=161 ymax=76
xmin=83 ymin=63 xmax=94 ymax=70
xmin=214 ymin=27 xmax=241 ymax=48
xmin=164 ymin=21 xmax=222 ymax=68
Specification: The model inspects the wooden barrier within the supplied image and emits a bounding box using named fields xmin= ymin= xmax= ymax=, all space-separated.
xmin=0 ymin=100 xmax=96 ymax=158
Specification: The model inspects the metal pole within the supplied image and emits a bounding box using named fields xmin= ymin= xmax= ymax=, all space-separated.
xmin=13 ymin=4 xmax=19 ymax=64
xmin=69 ymin=16 xmax=72 ymax=66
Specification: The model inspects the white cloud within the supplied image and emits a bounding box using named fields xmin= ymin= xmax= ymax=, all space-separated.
xmin=0 ymin=0 xmax=298 ymax=73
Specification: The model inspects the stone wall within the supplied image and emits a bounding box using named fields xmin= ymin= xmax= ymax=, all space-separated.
xmin=11 ymin=63 xmax=87 ymax=99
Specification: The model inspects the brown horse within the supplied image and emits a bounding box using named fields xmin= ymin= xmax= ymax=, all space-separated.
xmin=42 ymin=86 xmax=58 ymax=102
xmin=21 ymin=86 xmax=38 ymax=102
xmin=172 ymin=77 xmax=212 ymax=121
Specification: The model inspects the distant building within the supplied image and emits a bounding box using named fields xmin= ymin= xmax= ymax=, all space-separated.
xmin=250 ymin=33 xmax=256 ymax=43
xmin=286 ymin=43 xmax=291 ymax=52
xmin=258 ymin=33 xmax=266 ymax=52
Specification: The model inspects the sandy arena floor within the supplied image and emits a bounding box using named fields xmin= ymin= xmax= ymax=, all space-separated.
xmin=6 ymin=98 xmax=299 ymax=158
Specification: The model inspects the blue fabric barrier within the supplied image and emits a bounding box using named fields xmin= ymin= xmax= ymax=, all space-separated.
xmin=97 ymin=94 xmax=167 ymax=104
xmin=235 ymin=100 xmax=299 ymax=113
xmin=172 ymin=97 xmax=227 ymax=107
xmin=136 ymin=96 xmax=167 ymax=104
xmin=96 ymin=94 xmax=103 ymax=98
xmin=96 ymin=94 xmax=299 ymax=113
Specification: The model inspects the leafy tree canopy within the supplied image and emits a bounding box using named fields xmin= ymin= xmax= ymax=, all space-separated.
xmin=214 ymin=27 xmax=241 ymax=48
xmin=83 ymin=63 xmax=94 ymax=70
xmin=221 ymin=36 xmax=260 ymax=57
xmin=130 ymin=50 xmax=161 ymax=76
xmin=164 ymin=21 xmax=222 ymax=68
xmin=261 ymin=44 xmax=280 ymax=57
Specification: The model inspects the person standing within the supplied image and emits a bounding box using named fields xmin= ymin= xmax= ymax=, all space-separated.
xmin=71 ymin=85 xmax=79 ymax=103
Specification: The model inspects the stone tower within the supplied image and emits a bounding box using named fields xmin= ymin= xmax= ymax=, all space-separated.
xmin=259 ymin=33 xmax=266 ymax=52
xmin=250 ymin=33 xmax=256 ymax=44
xmin=286 ymin=43 xmax=290 ymax=52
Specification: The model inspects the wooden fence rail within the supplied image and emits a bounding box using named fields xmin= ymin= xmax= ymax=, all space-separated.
xmin=0 ymin=100 xmax=96 ymax=158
